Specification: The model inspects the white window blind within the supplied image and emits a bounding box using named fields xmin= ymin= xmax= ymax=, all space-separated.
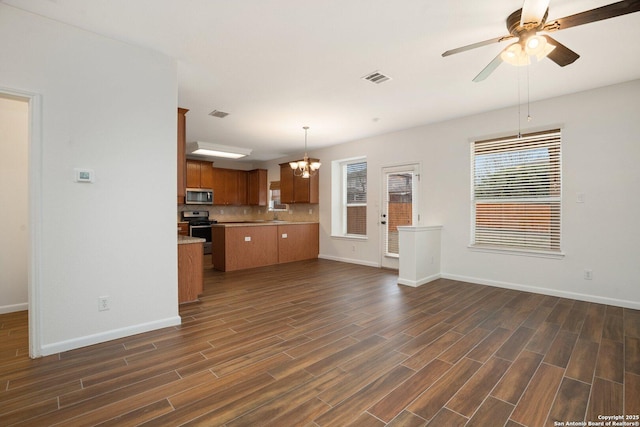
xmin=472 ymin=130 xmax=562 ymax=252
xmin=345 ymin=161 xmax=367 ymax=236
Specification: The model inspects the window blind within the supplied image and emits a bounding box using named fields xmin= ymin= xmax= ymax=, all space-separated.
xmin=472 ymin=130 xmax=561 ymax=252
xmin=346 ymin=161 xmax=367 ymax=235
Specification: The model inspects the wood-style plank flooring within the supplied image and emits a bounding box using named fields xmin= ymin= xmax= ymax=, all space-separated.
xmin=1 ymin=259 xmax=639 ymax=426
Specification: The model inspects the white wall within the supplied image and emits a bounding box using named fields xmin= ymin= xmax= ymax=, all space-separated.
xmin=285 ymin=80 xmax=640 ymax=309
xmin=0 ymin=96 xmax=29 ymax=313
xmin=0 ymin=5 xmax=180 ymax=355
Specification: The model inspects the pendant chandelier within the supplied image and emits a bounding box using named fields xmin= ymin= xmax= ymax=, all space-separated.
xmin=289 ymin=126 xmax=321 ymax=179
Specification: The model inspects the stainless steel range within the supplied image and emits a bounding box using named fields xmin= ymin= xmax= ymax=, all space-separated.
xmin=181 ymin=210 xmax=217 ymax=255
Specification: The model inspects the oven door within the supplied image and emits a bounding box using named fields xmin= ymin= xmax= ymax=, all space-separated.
xmin=190 ymin=224 xmax=212 ymax=255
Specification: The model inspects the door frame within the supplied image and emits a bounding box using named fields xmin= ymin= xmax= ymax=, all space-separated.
xmin=1 ymin=87 xmax=43 ymax=358
xmin=380 ymin=162 xmax=421 ymax=269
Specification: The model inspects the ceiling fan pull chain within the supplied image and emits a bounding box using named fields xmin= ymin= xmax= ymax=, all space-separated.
xmin=517 ymin=65 xmax=522 ymax=139
xmin=527 ymin=65 xmax=532 ymax=122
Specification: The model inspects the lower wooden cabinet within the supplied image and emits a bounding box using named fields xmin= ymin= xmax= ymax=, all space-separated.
xmin=211 ymin=223 xmax=318 ymax=272
xmin=177 ymin=222 xmax=189 ymax=236
xmin=277 ymin=223 xmax=319 ymax=264
xmin=177 ymin=241 xmax=203 ymax=303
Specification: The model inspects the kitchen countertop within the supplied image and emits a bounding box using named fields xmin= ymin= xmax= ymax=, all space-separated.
xmin=178 ymin=235 xmax=206 ymax=245
xmin=212 ymin=220 xmax=318 ymax=228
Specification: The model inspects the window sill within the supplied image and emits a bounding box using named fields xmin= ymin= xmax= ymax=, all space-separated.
xmin=331 ymin=234 xmax=368 ymax=241
xmin=468 ymin=244 xmax=565 ymax=259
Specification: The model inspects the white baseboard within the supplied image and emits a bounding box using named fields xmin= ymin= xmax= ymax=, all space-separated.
xmin=398 ymin=273 xmax=441 ymax=287
xmin=318 ymin=254 xmax=380 ymax=268
xmin=39 ymin=315 xmax=182 ymax=356
xmin=442 ymin=273 xmax=640 ymax=310
xmin=0 ymin=302 xmax=28 ymax=314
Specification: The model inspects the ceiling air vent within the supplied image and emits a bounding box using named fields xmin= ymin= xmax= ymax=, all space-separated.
xmin=209 ymin=110 xmax=229 ymax=118
xmin=362 ymin=71 xmax=391 ymax=84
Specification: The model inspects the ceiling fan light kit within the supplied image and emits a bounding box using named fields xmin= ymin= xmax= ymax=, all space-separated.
xmin=442 ymin=0 xmax=640 ymax=81
xmin=501 ymin=34 xmax=556 ymax=66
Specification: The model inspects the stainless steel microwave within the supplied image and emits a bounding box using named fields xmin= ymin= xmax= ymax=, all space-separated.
xmin=185 ymin=188 xmax=213 ymax=205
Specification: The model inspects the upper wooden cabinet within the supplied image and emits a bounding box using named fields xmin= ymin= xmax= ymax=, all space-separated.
xmin=247 ymin=169 xmax=268 ymax=206
xmin=211 ymin=167 xmax=247 ymax=206
xmin=177 ymin=108 xmax=188 ymax=204
xmin=279 ymin=163 xmax=319 ymax=204
xmin=186 ymin=160 xmax=214 ymax=189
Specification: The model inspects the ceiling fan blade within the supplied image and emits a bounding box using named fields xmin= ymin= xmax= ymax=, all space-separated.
xmin=442 ymin=35 xmax=514 ymax=57
xmin=543 ymin=0 xmax=640 ymax=32
xmin=520 ymin=0 xmax=551 ymax=27
xmin=543 ymin=35 xmax=580 ymax=66
xmin=473 ymin=51 xmax=504 ymax=82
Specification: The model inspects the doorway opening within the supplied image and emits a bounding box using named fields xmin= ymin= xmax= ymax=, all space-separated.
xmin=0 ymin=88 xmax=43 ymax=358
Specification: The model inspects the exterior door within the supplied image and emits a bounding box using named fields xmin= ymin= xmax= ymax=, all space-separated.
xmin=380 ymin=164 xmax=419 ymax=269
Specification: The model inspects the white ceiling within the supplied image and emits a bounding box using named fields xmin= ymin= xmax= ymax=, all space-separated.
xmin=4 ymin=0 xmax=639 ymax=161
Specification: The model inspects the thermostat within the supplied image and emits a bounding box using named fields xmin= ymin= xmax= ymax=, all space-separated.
xmin=74 ymin=168 xmax=94 ymax=183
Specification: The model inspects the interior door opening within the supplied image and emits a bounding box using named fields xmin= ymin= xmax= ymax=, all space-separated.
xmin=0 ymin=87 xmax=42 ymax=358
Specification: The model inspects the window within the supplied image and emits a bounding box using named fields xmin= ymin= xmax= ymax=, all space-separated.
xmin=471 ymin=130 xmax=562 ymax=254
xmin=345 ymin=161 xmax=367 ymax=236
xmin=268 ymin=181 xmax=287 ymax=211
xmin=331 ymin=157 xmax=367 ymax=237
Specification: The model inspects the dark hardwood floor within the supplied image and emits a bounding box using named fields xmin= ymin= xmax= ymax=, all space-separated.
xmin=1 ymin=259 xmax=639 ymax=426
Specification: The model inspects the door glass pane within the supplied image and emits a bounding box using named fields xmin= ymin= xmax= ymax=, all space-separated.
xmin=385 ymin=172 xmax=413 ymax=256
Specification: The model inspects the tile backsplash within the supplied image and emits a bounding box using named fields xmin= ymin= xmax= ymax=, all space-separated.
xmin=177 ymin=204 xmax=319 ymax=223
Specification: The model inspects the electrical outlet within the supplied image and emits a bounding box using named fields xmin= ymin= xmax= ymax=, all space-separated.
xmin=98 ymin=296 xmax=110 ymax=311
xmin=584 ymin=270 xmax=593 ymax=280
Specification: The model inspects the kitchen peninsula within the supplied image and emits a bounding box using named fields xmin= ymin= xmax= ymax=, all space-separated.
xmin=211 ymin=221 xmax=318 ymax=271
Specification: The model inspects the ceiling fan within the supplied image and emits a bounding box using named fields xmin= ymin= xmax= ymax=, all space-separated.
xmin=442 ymin=0 xmax=640 ymax=82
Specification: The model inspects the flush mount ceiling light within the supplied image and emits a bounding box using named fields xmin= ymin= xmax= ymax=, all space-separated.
xmin=187 ymin=141 xmax=252 ymax=159
xmin=289 ymin=126 xmax=320 ymax=179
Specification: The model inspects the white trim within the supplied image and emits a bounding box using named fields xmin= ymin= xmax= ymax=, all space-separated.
xmin=441 ymin=273 xmax=640 ymax=310
xmin=468 ymin=245 xmax=565 ymax=259
xmin=0 ymin=303 xmax=28 ymax=314
xmin=1 ymin=87 xmax=43 ymax=358
xmin=398 ymin=273 xmax=441 ymax=287
xmin=397 ymin=225 xmax=443 ymax=233
xmin=318 ymin=254 xmax=380 ymax=268
xmin=39 ymin=316 xmax=182 ymax=356
xmin=329 ymin=234 xmax=368 ymax=241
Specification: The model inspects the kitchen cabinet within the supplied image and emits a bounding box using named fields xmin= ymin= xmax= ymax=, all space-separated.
xmin=177 ymin=240 xmax=203 ymax=303
xmin=247 ymin=169 xmax=268 ymax=206
xmin=277 ymin=223 xmax=319 ymax=264
xmin=186 ymin=160 xmax=214 ymax=189
xmin=211 ymin=167 xmax=247 ymax=205
xmin=211 ymin=225 xmax=278 ymax=271
xmin=177 ymin=221 xmax=189 ymax=236
xmin=279 ymin=163 xmax=319 ymax=204
xmin=177 ymin=108 xmax=188 ymax=204
xmin=211 ymin=222 xmax=318 ymax=271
